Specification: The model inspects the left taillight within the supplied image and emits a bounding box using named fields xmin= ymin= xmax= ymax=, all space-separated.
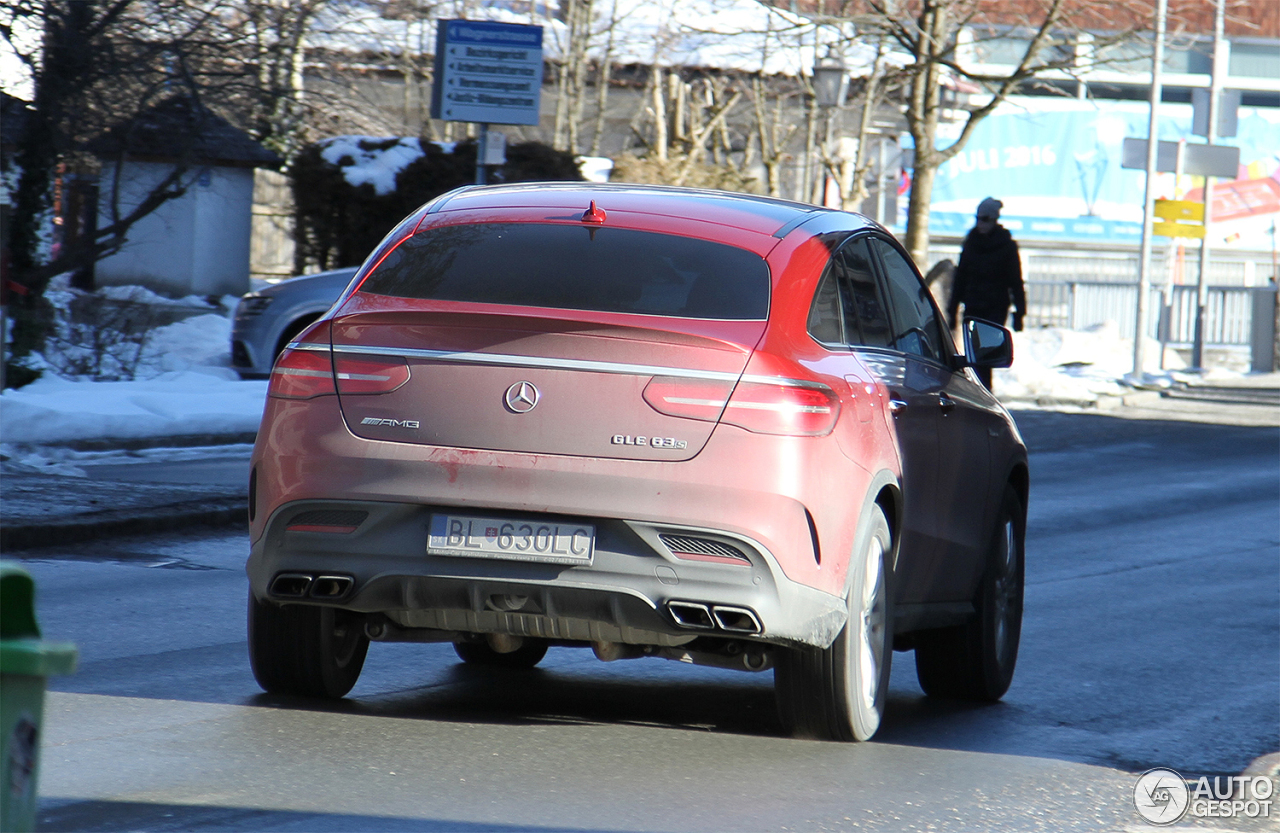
xmin=334 ymin=354 xmax=409 ymax=394
xmin=268 ymin=347 xmax=336 ymax=399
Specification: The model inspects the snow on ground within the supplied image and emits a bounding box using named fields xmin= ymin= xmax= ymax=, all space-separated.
xmin=0 ymin=298 xmax=1246 ymax=457
xmin=996 ymin=320 xmax=1192 ymax=403
xmin=2 ymin=299 xmax=267 ymax=451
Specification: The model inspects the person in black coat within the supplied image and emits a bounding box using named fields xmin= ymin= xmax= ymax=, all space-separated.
xmin=946 ymin=197 xmax=1026 ymax=389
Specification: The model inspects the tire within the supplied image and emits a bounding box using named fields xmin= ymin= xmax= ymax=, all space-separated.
xmin=915 ymin=485 xmax=1024 ymax=701
xmin=775 ymin=505 xmax=894 ymax=741
xmin=248 ymin=593 xmax=369 ymax=698
xmin=453 ymin=638 xmax=549 ymax=669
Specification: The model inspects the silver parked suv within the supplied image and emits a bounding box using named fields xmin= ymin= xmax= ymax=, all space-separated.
xmin=231 ymin=267 xmax=357 ymax=377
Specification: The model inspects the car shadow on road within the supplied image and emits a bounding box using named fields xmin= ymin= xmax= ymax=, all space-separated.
xmin=244 ymin=655 xmax=1010 ymax=750
xmin=248 ymin=660 xmax=786 ymax=738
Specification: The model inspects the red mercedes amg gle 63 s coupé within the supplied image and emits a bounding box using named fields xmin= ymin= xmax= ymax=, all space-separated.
xmin=246 ymin=182 xmax=1028 ymax=742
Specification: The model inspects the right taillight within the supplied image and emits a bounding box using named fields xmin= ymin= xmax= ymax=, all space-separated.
xmin=642 ymin=377 xmax=735 ymax=422
xmin=268 ymin=348 xmax=336 ymax=399
xmin=720 ymin=380 xmax=840 ymax=436
xmin=644 ymin=375 xmax=839 ymax=437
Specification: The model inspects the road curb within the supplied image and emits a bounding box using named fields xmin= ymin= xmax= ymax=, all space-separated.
xmin=0 ymin=497 xmax=246 ymax=550
xmin=1 ymin=432 xmax=258 ymax=453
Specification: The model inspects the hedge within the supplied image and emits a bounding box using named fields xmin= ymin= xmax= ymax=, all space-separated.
xmin=291 ymin=137 xmax=583 ymax=272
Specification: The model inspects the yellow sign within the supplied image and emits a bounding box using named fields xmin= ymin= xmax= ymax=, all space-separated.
xmin=1153 ymin=221 xmax=1206 ymax=239
xmin=1154 ymin=199 xmax=1205 ymax=222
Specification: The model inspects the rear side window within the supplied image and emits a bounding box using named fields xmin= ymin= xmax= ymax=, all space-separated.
xmin=806 ymin=237 xmax=893 ymax=349
xmin=359 ymin=223 xmax=769 ymax=320
xmin=837 ymin=239 xmax=892 ymax=348
xmin=807 ymin=269 xmax=845 ymax=345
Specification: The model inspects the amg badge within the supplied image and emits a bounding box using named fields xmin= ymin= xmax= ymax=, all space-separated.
xmin=361 ymin=417 xmax=420 ymax=429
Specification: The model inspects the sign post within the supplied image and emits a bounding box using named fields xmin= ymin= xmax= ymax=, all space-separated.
xmin=1130 ymin=0 xmax=1168 ymax=382
xmin=430 ymin=19 xmax=544 ymax=185
xmin=1192 ymin=0 xmax=1228 ymax=370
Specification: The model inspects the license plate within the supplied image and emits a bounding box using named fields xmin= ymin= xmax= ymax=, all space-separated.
xmin=428 ymin=514 xmax=595 ymax=566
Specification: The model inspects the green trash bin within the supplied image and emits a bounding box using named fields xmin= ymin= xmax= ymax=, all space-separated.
xmin=0 ymin=564 xmax=77 ymax=833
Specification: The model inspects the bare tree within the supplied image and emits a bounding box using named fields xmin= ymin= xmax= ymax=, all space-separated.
xmin=552 ymin=0 xmax=595 ymax=151
xmin=588 ymin=0 xmax=621 ymax=156
xmin=842 ymin=0 xmax=1154 ymax=267
xmin=0 ymin=0 xmax=286 ymax=384
xmin=235 ymin=0 xmax=328 ymax=163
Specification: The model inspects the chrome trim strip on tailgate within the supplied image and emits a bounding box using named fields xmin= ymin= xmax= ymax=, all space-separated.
xmin=289 ymin=342 xmax=829 ymax=390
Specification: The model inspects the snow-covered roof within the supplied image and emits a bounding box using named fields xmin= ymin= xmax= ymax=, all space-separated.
xmin=307 ymin=0 xmax=890 ymax=77
xmin=88 ymin=96 xmax=282 ymax=168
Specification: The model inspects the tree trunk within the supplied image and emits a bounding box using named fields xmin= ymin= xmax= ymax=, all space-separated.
xmin=901 ymin=1 xmax=947 ymax=270
xmin=589 ymin=0 xmax=618 ymax=156
xmin=903 ymin=158 xmax=935 ymax=270
xmin=652 ymin=67 xmax=668 ymax=161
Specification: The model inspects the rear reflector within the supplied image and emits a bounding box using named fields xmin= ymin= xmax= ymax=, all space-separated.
xmin=286 ymin=509 xmax=369 ymax=534
xmin=269 ymin=348 xmax=335 ymax=399
xmin=335 ymin=355 xmax=409 ymax=394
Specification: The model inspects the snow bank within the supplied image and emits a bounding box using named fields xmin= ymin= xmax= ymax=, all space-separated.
xmin=0 ymin=371 xmax=268 ymax=445
xmin=1 ymin=286 xmax=267 ymax=445
xmin=995 ymin=321 xmax=1189 ymax=403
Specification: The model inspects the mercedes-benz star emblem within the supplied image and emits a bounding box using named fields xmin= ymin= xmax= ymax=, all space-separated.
xmin=504 ymin=381 xmax=541 ymax=414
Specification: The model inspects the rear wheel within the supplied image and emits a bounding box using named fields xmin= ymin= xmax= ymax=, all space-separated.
xmin=775 ymin=505 xmax=893 ymax=741
xmin=914 ymin=485 xmax=1024 ymax=700
xmin=453 ymin=637 xmax=549 ymax=669
xmin=248 ymin=593 xmax=369 ymax=698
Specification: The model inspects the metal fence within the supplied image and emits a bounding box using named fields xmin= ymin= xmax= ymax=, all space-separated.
xmin=929 ymin=244 xmax=1272 ymax=288
xmin=1024 ymin=281 xmax=1257 ymax=345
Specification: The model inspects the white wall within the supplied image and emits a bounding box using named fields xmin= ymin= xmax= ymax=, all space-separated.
xmin=95 ymin=161 xmax=254 ymax=297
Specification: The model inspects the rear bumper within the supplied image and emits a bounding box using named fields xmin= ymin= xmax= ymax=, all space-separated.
xmin=247 ymin=395 xmax=886 ymax=649
xmin=246 ymin=499 xmax=847 ymax=649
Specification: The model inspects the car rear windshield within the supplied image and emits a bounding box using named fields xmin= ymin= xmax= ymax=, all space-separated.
xmin=357 ymin=223 xmax=769 ymax=319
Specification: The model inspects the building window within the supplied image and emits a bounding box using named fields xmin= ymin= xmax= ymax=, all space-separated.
xmin=1229 ymin=41 xmax=1280 ymax=79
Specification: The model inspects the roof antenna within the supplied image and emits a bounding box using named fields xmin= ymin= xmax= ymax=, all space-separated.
xmin=582 ymin=200 xmax=606 ymax=224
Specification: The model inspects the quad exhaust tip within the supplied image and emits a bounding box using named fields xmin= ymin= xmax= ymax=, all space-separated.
xmin=667 ymin=601 xmax=714 ymax=629
xmin=310 ymin=575 xmax=354 ymax=598
xmin=269 ymin=573 xmax=313 ymax=598
xmin=666 ymin=601 xmax=761 ymax=634
xmin=712 ymin=605 xmax=762 ymax=634
xmin=269 ymin=573 xmax=354 ymax=600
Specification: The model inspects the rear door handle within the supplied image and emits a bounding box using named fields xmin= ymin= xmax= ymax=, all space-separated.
xmin=938 ymin=393 xmax=956 ymax=413
xmin=888 ymin=397 xmax=908 ymax=415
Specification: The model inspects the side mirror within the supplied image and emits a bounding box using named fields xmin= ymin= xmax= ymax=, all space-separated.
xmin=963 ymin=317 xmax=1014 ymax=368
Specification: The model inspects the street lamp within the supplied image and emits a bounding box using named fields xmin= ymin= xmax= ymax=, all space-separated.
xmin=813 ymin=47 xmax=848 ymax=109
xmin=810 ymin=47 xmax=847 ymax=205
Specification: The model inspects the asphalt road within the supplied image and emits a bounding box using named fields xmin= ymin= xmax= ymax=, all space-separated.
xmin=12 ymin=412 xmax=1279 ymax=832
